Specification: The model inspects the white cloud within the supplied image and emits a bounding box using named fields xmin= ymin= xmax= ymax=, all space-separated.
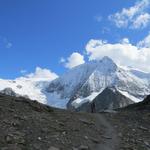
xmin=20 ymin=70 xmax=27 ymax=74
xmin=6 ymin=42 xmax=12 ymax=49
xmin=109 ymin=0 xmax=150 ymax=29
xmin=94 ymin=15 xmax=103 ymax=22
xmin=121 ymin=38 xmax=130 ymax=44
xmin=0 ymin=36 xmax=12 ymax=49
xmin=132 ymin=13 xmax=150 ymax=29
xmin=26 ymin=67 xmax=58 ymax=81
xmin=85 ymin=36 xmax=150 ymax=72
xmin=59 ymin=57 xmax=66 ymax=63
xmin=102 ymin=27 xmax=110 ymax=34
xmin=138 ymin=33 xmax=150 ymax=48
xmin=65 ymin=52 xmax=85 ymax=69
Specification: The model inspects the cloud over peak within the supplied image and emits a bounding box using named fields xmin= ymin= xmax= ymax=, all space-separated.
xmin=26 ymin=67 xmax=58 ymax=81
xmin=61 ymin=52 xmax=85 ymax=69
xmin=85 ymin=34 xmax=150 ymax=72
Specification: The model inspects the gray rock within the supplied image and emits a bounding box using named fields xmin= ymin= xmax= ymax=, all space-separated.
xmin=118 ymin=132 xmax=123 ymax=138
xmin=91 ymin=137 xmax=99 ymax=143
xmin=72 ymin=148 xmax=78 ymax=150
xmin=1 ymin=145 xmax=22 ymax=150
xmin=5 ymin=134 xmax=14 ymax=143
xmin=84 ymin=136 xmax=88 ymax=140
xmin=48 ymin=146 xmax=60 ymax=150
xmin=16 ymin=85 xmax=22 ymax=89
xmin=79 ymin=145 xmax=88 ymax=150
xmin=139 ymin=126 xmax=148 ymax=131
xmin=75 ymin=87 xmax=134 ymax=112
xmin=5 ymin=132 xmax=25 ymax=144
xmin=144 ymin=141 xmax=150 ymax=148
xmin=0 ymin=88 xmax=18 ymax=97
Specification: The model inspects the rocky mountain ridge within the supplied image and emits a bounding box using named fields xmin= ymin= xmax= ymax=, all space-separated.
xmin=68 ymin=87 xmax=134 ymax=112
xmin=47 ymin=56 xmax=150 ymax=109
xmin=0 ymin=57 xmax=150 ymax=110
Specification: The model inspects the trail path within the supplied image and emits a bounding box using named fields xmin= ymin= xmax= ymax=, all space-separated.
xmin=93 ymin=113 xmax=120 ymax=150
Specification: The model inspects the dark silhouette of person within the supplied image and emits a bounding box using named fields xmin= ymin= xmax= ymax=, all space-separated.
xmin=91 ymin=102 xmax=96 ymax=113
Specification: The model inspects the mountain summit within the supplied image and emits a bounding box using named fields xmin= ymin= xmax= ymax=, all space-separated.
xmin=47 ymin=56 xmax=150 ymax=109
xmin=0 ymin=56 xmax=150 ymax=110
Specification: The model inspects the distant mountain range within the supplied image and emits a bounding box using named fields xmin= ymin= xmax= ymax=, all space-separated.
xmin=1 ymin=56 xmax=150 ymax=111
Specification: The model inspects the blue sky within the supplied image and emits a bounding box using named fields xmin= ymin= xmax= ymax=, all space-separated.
xmin=0 ymin=0 xmax=150 ymax=79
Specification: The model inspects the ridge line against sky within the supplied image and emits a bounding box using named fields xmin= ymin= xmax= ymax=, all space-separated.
xmin=0 ymin=0 xmax=150 ymax=79
xmin=60 ymin=0 xmax=150 ymax=73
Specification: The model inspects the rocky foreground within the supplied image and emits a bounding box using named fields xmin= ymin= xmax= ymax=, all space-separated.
xmin=0 ymin=93 xmax=149 ymax=150
xmin=106 ymin=96 xmax=150 ymax=150
xmin=0 ymin=94 xmax=115 ymax=150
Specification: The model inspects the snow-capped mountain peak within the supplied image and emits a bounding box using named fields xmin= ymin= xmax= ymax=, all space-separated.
xmin=47 ymin=56 xmax=150 ymax=109
xmin=0 ymin=56 xmax=150 ymax=110
xmin=99 ymin=56 xmax=117 ymax=67
xmin=93 ymin=57 xmax=117 ymax=74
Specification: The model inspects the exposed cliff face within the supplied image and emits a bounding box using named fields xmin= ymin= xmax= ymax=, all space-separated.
xmin=0 ymin=88 xmax=19 ymax=97
xmin=122 ymin=94 xmax=150 ymax=111
xmin=69 ymin=87 xmax=134 ymax=112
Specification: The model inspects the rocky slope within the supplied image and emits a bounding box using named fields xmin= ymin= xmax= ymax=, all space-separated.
xmin=0 ymin=93 xmax=120 ymax=150
xmin=122 ymin=94 xmax=150 ymax=110
xmin=0 ymin=93 xmax=149 ymax=150
xmin=0 ymin=88 xmax=19 ymax=97
xmin=105 ymin=95 xmax=150 ymax=150
xmin=68 ymin=87 xmax=134 ymax=112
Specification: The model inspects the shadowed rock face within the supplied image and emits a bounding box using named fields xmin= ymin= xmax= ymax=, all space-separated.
xmin=74 ymin=87 xmax=134 ymax=113
xmin=144 ymin=95 xmax=150 ymax=103
xmin=122 ymin=94 xmax=150 ymax=111
xmin=0 ymin=88 xmax=18 ymax=97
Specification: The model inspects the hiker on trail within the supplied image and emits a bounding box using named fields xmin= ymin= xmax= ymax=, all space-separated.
xmin=91 ymin=102 xmax=96 ymax=113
